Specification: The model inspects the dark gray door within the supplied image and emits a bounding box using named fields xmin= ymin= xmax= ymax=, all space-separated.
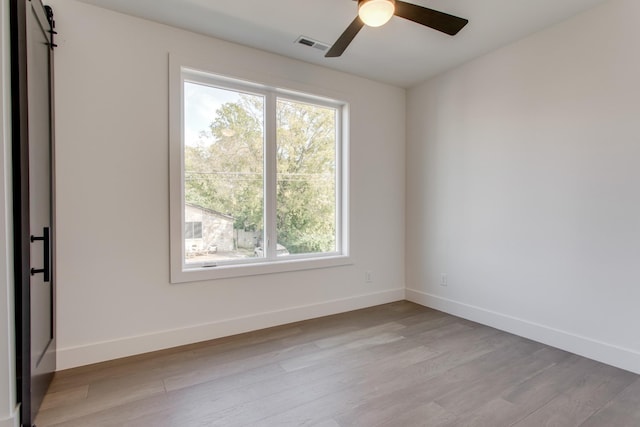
xmin=11 ymin=0 xmax=56 ymax=425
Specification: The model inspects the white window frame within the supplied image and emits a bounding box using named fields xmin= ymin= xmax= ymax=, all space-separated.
xmin=169 ymin=59 xmax=351 ymax=283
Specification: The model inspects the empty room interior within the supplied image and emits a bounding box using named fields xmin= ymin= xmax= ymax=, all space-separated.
xmin=1 ymin=0 xmax=640 ymax=426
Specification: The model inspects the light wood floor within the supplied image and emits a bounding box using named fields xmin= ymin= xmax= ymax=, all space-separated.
xmin=36 ymin=301 xmax=640 ymax=426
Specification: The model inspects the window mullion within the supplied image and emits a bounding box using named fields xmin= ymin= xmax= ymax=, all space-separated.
xmin=264 ymin=92 xmax=278 ymax=260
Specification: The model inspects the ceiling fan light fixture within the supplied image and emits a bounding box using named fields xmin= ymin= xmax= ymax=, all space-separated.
xmin=358 ymin=0 xmax=395 ymax=27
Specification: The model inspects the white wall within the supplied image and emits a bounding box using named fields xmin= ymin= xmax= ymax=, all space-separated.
xmin=47 ymin=0 xmax=406 ymax=370
xmin=0 ymin=0 xmax=19 ymax=424
xmin=406 ymin=0 xmax=640 ymax=374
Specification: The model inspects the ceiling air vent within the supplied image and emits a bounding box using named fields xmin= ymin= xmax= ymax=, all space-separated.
xmin=295 ymin=36 xmax=330 ymax=52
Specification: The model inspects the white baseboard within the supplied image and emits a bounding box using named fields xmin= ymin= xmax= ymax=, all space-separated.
xmin=406 ymin=288 xmax=640 ymax=375
xmin=57 ymin=288 xmax=406 ymax=370
xmin=0 ymin=407 xmax=19 ymax=427
xmin=0 ymin=418 xmax=17 ymax=427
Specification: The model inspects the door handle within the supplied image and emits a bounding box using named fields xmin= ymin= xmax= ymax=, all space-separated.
xmin=30 ymin=227 xmax=50 ymax=282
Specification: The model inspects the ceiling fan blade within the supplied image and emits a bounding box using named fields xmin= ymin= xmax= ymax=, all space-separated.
xmin=325 ymin=16 xmax=365 ymax=58
xmin=394 ymin=1 xmax=468 ymax=36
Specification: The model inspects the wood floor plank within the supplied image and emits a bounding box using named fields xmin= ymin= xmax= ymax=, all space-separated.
xmin=333 ymin=336 xmax=547 ymax=427
xmin=313 ymin=321 xmax=407 ymax=349
xmin=34 ymin=301 xmax=640 ymax=427
xmin=36 ymin=379 xmax=166 ymax=426
xmin=444 ymin=398 xmax=519 ymax=427
xmin=376 ymin=401 xmax=457 ymax=427
xmin=434 ymin=346 xmax=569 ymax=414
xmin=513 ymin=362 xmax=636 ymax=427
xmin=51 ymin=327 xmax=432 ymax=427
xmin=38 ymin=384 xmax=89 ymax=411
xmin=581 ymin=378 xmax=640 ymax=426
xmin=264 ymin=331 xmax=527 ymax=426
xmin=162 ymin=340 xmax=317 ymax=391
xmin=174 ymin=336 xmax=436 ymax=426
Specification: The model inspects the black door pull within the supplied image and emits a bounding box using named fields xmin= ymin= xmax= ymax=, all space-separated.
xmin=30 ymin=227 xmax=50 ymax=282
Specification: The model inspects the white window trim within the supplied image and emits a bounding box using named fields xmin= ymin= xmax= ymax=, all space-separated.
xmin=169 ymin=56 xmax=351 ymax=283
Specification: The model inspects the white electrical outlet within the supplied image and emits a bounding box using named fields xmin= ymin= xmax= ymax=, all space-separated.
xmin=365 ymin=271 xmax=373 ymax=283
xmin=440 ymin=273 xmax=448 ymax=287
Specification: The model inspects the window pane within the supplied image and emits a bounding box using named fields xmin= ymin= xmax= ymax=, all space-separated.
xmin=183 ymin=82 xmax=264 ymax=265
xmin=193 ymin=222 xmax=202 ymax=239
xmin=276 ymin=99 xmax=337 ymax=256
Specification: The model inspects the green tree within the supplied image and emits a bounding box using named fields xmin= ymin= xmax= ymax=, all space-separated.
xmin=185 ymin=95 xmax=264 ymax=231
xmin=276 ymin=99 xmax=336 ymax=253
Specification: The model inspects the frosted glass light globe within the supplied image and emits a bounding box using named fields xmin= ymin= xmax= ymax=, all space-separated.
xmin=358 ymin=0 xmax=395 ymax=27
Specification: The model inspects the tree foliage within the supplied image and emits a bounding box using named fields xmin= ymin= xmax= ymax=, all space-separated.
xmin=184 ymin=94 xmax=337 ymax=254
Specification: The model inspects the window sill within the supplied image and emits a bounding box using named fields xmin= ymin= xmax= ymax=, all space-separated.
xmin=171 ymin=255 xmax=353 ymax=283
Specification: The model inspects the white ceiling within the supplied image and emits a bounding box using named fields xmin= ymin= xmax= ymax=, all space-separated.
xmin=75 ymin=0 xmax=610 ymax=87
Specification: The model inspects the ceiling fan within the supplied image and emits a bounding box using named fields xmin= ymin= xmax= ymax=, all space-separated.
xmin=325 ymin=0 xmax=469 ymax=58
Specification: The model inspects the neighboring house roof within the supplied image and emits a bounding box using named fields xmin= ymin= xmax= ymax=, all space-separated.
xmin=185 ymin=203 xmax=234 ymax=221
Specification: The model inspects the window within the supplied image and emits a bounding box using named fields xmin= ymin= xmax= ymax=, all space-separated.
xmin=170 ymin=63 xmax=350 ymax=282
xmin=184 ymin=222 xmax=202 ymax=239
xmin=276 ymin=99 xmax=337 ymax=257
